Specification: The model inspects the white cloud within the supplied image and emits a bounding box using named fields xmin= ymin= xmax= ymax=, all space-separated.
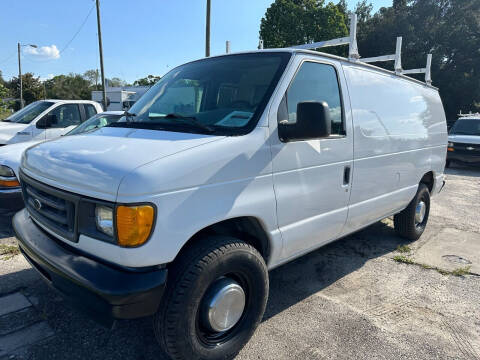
xmin=24 ymin=44 xmax=60 ymax=60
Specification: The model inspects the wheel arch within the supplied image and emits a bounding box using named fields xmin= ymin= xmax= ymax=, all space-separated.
xmin=174 ymin=216 xmax=272 ymax=264
xmin=420 ymin=171 xmax=434 ymax=192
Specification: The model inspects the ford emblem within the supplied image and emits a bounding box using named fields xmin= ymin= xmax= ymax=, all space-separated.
xmin=33 ymin=198 xmax=42 ymax=211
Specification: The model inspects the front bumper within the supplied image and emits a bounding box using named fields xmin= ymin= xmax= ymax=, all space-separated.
xmin=13 ymin=209 xmax=167 ymax=327
xmin=0 ymin=188 xmax=24 ymax=213
xmin=447 ymin=151 xmax=480 ymax=165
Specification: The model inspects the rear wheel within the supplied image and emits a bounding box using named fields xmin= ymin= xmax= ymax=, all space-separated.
xmin=154 ymin=236 xmax=268 ymax=360
xmin=394 ymin=183 xmax=430 ymax=240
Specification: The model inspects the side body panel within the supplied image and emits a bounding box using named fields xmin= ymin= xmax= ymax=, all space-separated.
xmin=267 ymin=54 xmax=354 ymax=264
xmin=342 ymin=63 xmax=447 ymax=234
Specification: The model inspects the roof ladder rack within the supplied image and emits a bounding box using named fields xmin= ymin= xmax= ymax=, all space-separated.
xmin=291 ymin=14 xmax=360 ymax=60
xmin=362 ymin=37 xmax=403 ymax=73
xmin=402 ymin=54 xmax=433 ymax=85
xmin=288 ymin=14 xmax=434 ymax=85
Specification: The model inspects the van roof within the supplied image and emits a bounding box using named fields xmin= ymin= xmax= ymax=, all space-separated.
xmin=201 ymin=49 xmax=439 ymax=91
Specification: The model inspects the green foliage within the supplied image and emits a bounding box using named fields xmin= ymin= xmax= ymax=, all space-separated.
xmin=44 ymin=73 xmax=91 ymax=100
xmin=6 ymin=73 xmax=44 ymax=110
xmin=83 ymin=69 xmax=100 ymax=89
xmin=259 ymin=0 xmax=480 ymax=120
xmin=396 ymin=245 xmax=412 ymax=253
xmin=451 ymin=266 xmax=472 ymax=277
xmin=393 ymin=255 xmax=415 ymax=264
xmin=107 ymin=77 xmax=128 ymax=87
xmin=356 ymin=0 xmax=480 ymax=120
xmin=259 ymin=0 xmax=348 ymax=55
xmin=133 ymin=75 xmax=161 ymax=86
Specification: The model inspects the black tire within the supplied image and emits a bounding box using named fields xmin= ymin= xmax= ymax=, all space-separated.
xmin=154 ymin=236 xmax=268 ymax=360
xmin=394 ymin=183 xmax=430 ymax=240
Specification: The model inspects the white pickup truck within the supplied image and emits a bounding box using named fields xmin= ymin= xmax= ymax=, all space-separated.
xmin=0 ymin=100 xmax=103 ymax=145
xmin=13 ymin=49 xmax=447 ymax=359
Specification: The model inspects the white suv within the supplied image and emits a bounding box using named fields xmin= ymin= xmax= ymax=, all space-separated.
xmin=14 ymin=50 xmax=447 ymax=360
xmin=0 ymin=100 xmax=103 ymax=145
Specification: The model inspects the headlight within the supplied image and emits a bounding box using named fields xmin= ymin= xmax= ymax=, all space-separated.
xmin=95 ymin=205 xmax=114 ymax=237
xmin=0 ymin=165 xmax=20 ymax=188
xmin=0 ymin=165 xmax=15 ymax=177
xmin=116 ymin=205 xmax=154 ymax=247
xmin=448 ymin=142 xmax=454 ymax=147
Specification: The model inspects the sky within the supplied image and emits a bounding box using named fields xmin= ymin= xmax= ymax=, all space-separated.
xmin=0 ymin=0 xmax=392 ymax=84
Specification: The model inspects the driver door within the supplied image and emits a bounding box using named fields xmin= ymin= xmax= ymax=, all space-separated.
xmin=45 ymin=104 xmax=82 ymax=139
xmin=270 ymin=57 xmax=354 ymax=260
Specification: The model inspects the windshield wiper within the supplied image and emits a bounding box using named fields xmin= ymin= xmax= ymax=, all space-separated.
xmin=2 ymin=119 xmax=11 ymax=122
xmin=159 ymin=113 xmax=215 ymax=133
xmin=124 ymin=111 xmax=136 ymax=122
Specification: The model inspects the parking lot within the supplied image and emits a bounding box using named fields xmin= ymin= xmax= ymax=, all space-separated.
xmin=0 ymin=165 xmax=479 ymax=360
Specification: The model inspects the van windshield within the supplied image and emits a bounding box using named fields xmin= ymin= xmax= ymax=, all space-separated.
xmin=110 ymin=52 xmax=291 ymax=135
xmin=450 ymin=119 xmax=480 ymax=136
xmin=3 ymin=101 xmax=54 ymax=124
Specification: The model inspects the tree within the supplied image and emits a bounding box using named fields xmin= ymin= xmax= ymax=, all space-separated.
xmin=107 ymin=77 xmax=127 ymax=87
xmin=259 ymin=0 xmax=348 ymax=55
xmin=357 ymin=0 xmax=480 ymax=120
xmin=6 ymin=73 xmax=44 ymax=109
xmin=44 ymin=73 xmax=91 ymax=100
xmin=83 ymin=69 xmax=100 ymax=89
xmin=133 ymin=75 xmax=161 ymax=86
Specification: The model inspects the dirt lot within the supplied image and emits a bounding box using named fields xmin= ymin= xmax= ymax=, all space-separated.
xmin=0 ymin=165 xmax=479 ymax=360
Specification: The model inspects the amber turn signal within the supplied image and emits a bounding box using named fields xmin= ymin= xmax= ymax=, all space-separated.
xmin=0 ymin=178 xmax=20 ymax=188
xmin=447 ymin=147 xmax=454 ymax=152
xmin=116 ymin=205 xmax=154 ymax=247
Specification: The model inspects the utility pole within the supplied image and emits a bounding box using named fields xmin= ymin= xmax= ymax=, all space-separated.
xmin=17 ymin=43 xmax=23 ymax=108
xmin=205 ymin=0 xmax=211 ymax=57
xmin=95 ymin=0 xmax=108 ymax=110
xmin=17 ymin=43 xmax=37 ymax=108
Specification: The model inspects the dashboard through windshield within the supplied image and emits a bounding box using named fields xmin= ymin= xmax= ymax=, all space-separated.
xmin=111 ymin=52 xmax=291 ymax=135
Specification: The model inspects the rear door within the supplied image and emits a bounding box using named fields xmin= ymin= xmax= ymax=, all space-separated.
xmin=269 ymin=56 xmax=354 ymax=260
xmin=45 ymin=104 xmax=83 ymax=139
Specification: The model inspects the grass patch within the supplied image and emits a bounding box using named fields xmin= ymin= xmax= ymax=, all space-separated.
xmin=396 ymin=244 xmax=412 ymax=253
xmin=393 ymin=255 xmax=415 ymax=264
xmin=451 ymin=266 xmax=472 ymax=276
xmin=0 ymin=244 xmax=20 ymax=260
xmin=393 ymin=255 xmax=472 ymax=277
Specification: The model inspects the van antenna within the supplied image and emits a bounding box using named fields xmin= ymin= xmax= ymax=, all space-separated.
xmin=291 ymin=14 xmax=360 ymax=60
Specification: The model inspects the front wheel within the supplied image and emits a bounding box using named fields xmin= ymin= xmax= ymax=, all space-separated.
xmin=394 ymin=183 xmax=430 ymax=240
xmin=154 ymin=236 xmax=268 ymax=360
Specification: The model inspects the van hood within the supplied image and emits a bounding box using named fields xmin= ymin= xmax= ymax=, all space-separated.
xmin=21 ymin=127 xmax=224 ymax=201
xmin=448 ymin=134 xmax=480 ymax=145
xmin=0 ymin=122 xmax=28 ymax=144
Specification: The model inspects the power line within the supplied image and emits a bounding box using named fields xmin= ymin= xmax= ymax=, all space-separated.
xmin=0 ymin=51 xmax=16 ymax=65
xmin=59 ymin=3 xmax=95 ymax=54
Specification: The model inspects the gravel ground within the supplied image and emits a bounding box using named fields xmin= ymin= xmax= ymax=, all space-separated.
xmin=0 ymin=164 xmax=479 ymax=360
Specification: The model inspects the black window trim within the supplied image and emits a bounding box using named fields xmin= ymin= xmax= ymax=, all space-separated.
xmin=278 ymin=57 xmax=347 ymax=142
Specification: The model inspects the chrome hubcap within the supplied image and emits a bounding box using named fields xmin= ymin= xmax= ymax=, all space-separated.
xmin=415 ymin=201 xmax=426 ymax=225
xmin=202 ymin=278 xmax=246 ymax=333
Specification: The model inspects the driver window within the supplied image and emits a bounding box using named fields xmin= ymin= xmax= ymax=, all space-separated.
xmin=283 ymin=61 xmax=344 ymax=135
xmin=49 ymin=104 xmax=82 ymax=128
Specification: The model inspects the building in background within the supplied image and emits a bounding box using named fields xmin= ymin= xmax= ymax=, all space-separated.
xmin=91 ymin=86 xmax=149 ymax=111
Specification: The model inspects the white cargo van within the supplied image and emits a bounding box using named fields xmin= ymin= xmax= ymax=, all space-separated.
xmin=0 ymin=100 xmax=102 ymax=145
xmin=13 ymin=43 xmax=447 ymax=358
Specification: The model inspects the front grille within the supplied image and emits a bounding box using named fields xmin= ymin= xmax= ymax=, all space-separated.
xmin=452 ymin=142 xmax=480 ymax=154
xmin=20 ymin=173 xmax=79 ymax=242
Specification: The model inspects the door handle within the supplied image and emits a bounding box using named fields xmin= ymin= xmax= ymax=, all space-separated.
xmin=343 ymin=166 xmax=351 ymax=186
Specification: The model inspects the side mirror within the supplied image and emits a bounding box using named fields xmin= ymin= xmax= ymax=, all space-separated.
xmin=36 ymin=114 xmax=57 ymax=129
xmin=279 ymin=101 xmax=331 ymax=142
